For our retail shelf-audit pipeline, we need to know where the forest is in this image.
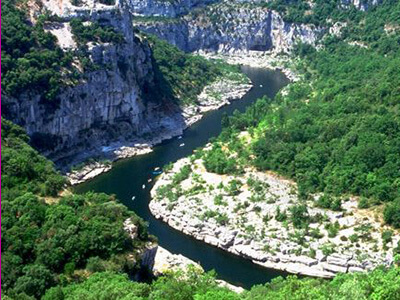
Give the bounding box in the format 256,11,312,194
201,0,400,228
1,120,152,299
1,0,75,101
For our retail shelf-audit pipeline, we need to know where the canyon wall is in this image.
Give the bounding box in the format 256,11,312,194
127,0,219,17
2,0,186,162
133,3,322,54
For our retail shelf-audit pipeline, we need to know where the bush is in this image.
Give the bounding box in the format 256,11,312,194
384,199,400,228
172,165,191,184
86,257,106,273
358,197,370,209
289,204,309,229
203,146,238,175
275,207,287,222
316,194,341,211
382,230,393,245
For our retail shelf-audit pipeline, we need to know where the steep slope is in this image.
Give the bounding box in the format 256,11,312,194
133,1,322,54
1,0,156,160
127,0,219,17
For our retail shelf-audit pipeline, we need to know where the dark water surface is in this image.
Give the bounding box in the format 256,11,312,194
74,66,290,289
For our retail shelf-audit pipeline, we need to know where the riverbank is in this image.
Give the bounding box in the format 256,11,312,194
66,76,252,185
198,50,300,82
149,153,399,278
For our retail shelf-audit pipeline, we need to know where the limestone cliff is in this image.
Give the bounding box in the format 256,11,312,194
133,2,322,54
127,0,219,17
1,0,184,163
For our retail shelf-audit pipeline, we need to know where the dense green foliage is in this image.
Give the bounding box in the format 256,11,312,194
145,34,246,105
1,118,66,199
203,1,400,226
265,0,400,32
203,144,241,175
384,198,400,228
1,0,74,101
254,43,400,202
1,121,151,299
2,192,149,299
42,266,400,300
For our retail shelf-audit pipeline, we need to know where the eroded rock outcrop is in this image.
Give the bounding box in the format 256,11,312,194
133,2,322,54
2,0,252,169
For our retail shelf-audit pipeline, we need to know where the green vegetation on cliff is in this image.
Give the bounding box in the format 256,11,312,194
1,118,66,199
265,0,400,30
145,34,247,105
1,0,75,101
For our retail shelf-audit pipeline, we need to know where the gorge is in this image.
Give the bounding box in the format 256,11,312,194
2,0,400,299
74,66,291,288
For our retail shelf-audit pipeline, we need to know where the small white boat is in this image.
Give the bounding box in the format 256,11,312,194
179,143,185,147
148,178,152,183
259,84,263,87
131,196,136,201
142,184,145,189
178,136,183,139
154,167,160,171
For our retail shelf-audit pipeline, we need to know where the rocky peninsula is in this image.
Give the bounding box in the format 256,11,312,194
150,152,399,278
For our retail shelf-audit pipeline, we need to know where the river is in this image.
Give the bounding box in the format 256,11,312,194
74,66,290,289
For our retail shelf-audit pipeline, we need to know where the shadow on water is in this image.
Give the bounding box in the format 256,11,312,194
74,66,290,289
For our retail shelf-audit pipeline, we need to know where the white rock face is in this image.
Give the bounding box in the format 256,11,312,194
149,153,399,278
124,218,139,240
340,0,383,11
134,2,322,54
63,74,251,184
128,0,218,17
44,22,77,49
152,246,203,276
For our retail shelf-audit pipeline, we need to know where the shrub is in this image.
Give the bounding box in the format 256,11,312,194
384,198,400,228
172,165,191,184
358,197,370,209
289,204,309,229
382,230,393,245
316,194,341,211
275,207,287,222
